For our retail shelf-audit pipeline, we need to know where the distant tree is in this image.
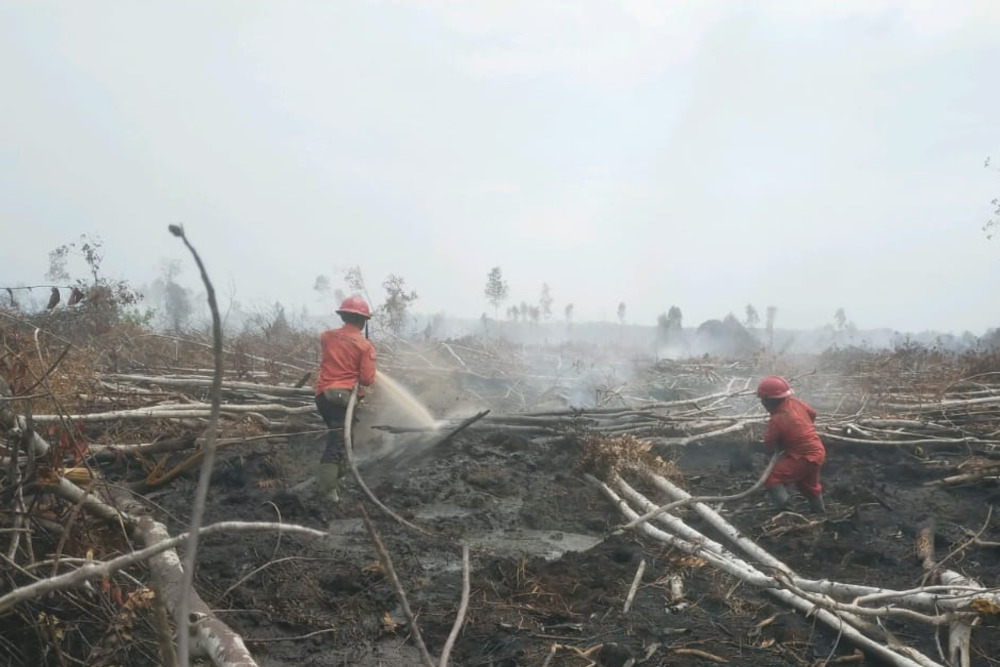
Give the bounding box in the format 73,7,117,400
519,301,529,320
666,305,683,330
333,288,346,304
656,313,674,346
657,306,684,347
539,283,554,320
344,266,366,295
314,274,333,308
340,266,374,316
845,320,858,340
423,312,446,340
381,274,418,336
745,304,760,329
834,307,847,331
765,306,778,350
156,261,192,331
528,305,540,325
617,302,627,325
47,234,108,285
484,266,509,318
264,302,291,341
45,233,142,332
507,305,520,322
564,303,574,323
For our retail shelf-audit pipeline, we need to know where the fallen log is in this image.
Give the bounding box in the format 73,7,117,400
87,431,309,463
29,402,315,422
821,432,999,449
109,374,313,397
855,419,965,435
611,453,778,536
589,475,944,667
88,435,199,460
612,475,986,616
662,421,756,446
926,463,1000,487
430,410,490,447
131,333,310,373
881,394,1000,413
642,470,791,574
940,571,976,667
636,471,990,613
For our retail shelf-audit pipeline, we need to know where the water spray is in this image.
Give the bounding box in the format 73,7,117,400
374,370,438,429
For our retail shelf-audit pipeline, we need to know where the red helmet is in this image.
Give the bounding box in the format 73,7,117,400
336,296,371,319
757,375,792,399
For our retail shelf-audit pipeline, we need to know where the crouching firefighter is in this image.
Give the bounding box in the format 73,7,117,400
314,296,376,502
755,375,827,513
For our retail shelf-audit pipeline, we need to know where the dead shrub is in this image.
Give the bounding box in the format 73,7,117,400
576,433,682,482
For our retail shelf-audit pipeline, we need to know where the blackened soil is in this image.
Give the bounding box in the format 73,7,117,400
146,427,1000,667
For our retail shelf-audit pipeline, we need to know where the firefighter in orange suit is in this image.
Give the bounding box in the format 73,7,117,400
756,375,827,513
314,296,376,501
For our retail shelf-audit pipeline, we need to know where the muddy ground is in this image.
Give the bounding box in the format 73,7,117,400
128,412,1000,667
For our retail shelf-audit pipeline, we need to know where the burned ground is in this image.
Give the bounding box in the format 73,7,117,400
141,425,1000,667
3,329,1000,667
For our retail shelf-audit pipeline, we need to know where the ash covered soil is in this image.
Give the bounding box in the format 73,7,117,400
145,413,1000,667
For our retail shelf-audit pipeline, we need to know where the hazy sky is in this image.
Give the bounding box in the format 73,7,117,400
2,0,998,333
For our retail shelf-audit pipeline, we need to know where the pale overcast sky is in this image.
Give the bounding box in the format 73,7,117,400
1,0,998,333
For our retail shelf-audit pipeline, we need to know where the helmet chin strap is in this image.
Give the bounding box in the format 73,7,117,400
364,321,369,340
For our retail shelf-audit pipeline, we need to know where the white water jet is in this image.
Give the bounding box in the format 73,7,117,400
374,370,438,429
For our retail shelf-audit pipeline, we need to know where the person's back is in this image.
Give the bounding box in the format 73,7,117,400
316,325,376,396
756,376,827,513
312,296,376,502
763,396,826,465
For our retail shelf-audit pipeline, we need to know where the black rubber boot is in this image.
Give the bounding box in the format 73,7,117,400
767,485,790,510
807,493,826,514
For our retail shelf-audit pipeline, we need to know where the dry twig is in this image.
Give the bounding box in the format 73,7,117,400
622,558,646,613
359,505,435,667
169,223,225,667
438,545,471,667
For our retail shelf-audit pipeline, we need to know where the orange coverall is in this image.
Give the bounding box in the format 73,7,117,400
762,396,827,498
316,325,376,396
314,325,376,462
